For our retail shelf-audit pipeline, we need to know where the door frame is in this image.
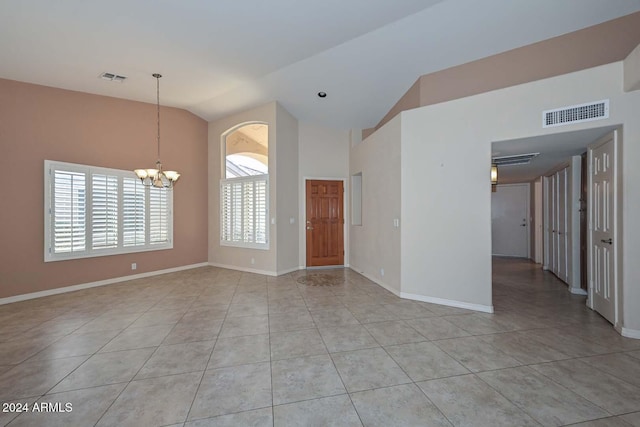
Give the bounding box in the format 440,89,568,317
491,183,530,259
301,176,349,268
587,129,621,329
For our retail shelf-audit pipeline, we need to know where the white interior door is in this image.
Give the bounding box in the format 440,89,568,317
550,174,558,274
492,184,529,257
558,169,568,282
589,131,616,324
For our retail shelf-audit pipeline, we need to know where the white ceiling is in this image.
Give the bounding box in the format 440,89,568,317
1,1,640,129
492,126,618,184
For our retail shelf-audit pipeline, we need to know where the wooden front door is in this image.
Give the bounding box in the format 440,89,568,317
306,180,344,267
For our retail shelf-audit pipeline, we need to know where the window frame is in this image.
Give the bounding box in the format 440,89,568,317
220,174,269,250
44,160,173,262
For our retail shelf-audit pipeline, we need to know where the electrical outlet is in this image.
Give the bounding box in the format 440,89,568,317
380,268,385,276
131,263,137,270
251,258,255,265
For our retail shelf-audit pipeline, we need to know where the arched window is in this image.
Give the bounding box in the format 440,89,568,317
220,123,269,248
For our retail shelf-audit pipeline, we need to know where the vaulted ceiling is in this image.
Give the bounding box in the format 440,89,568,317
1,1,640,130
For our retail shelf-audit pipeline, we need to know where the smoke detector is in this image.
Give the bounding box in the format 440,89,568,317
99,72,127,83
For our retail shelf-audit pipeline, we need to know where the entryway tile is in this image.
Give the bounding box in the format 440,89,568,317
331,347,410,393
271,354,345,405
273,395,361,427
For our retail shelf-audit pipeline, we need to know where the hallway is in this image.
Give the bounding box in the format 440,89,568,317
0,258,639,426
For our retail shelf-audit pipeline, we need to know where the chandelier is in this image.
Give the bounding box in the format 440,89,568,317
134,73,180,188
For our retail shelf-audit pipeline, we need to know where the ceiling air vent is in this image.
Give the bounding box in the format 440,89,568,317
99,72,127,83
542,99,609,128
493,152,540,166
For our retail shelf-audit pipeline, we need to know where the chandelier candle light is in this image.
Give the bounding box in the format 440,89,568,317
134,73,180,188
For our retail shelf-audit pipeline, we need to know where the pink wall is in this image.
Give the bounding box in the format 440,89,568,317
0,78,209,299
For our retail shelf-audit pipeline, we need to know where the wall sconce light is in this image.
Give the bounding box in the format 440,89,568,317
491,163,498,192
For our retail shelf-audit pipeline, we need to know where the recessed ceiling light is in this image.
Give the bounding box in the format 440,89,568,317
317,92,327,98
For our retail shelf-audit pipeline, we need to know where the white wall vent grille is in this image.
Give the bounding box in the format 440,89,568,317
99,72,127,83
542,99,609,128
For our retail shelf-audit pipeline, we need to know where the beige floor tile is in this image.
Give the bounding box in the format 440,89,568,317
363,320,426,346
269,311,315,333
50,348,154,393
310,308,359,328
96,371,202,427
443,314,510,335
479,331,570,364
404,317,471,340
128,308,187,328
582,353,640,388
347,304,399,323
351,384,452,427
30,329,121,360
0,356,87,400
272,354,346,405
186,408,272,427
135,340,214,379
208,334,270,369
189,362,272,419
568,418,637,427
331,347,410,393
274,395,361,427
434,336,522,372
417,374,540,427
381,301,437,319
99,324,174,353
620,411,640,426
0,397,40,426
478,366,610,426
385,341,469,381
219,315,269,338
531,359,640,415
10,383,125,427
270,328,327,360
0,335,62,364
162,318,224,345
318,324,379,353
227,302,269,317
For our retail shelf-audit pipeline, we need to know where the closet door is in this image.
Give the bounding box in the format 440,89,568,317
558,169,568,282
550,173,557,275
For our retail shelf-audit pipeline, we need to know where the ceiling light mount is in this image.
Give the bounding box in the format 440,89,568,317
317,91,327,98
134,73,180,189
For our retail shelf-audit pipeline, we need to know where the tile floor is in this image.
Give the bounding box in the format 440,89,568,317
0,258,639,426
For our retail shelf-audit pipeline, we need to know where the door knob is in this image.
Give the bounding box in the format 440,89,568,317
600,238,613,245
520,224,527,227
306,226,314,230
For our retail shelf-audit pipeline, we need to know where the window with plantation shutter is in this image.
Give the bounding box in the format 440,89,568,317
45,160,172,262
220,175,268,249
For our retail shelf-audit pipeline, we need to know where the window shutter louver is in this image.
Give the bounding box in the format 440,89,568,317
149,186,169,244
52,170,87,254
123,177,146,247
91,174,119,249
220,175,268,248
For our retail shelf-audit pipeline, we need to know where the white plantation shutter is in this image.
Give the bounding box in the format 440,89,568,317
220,175,268,248
52,170,87,254
123,177,146,247
91,174,119,249
45,161,173,261
149,186,169,244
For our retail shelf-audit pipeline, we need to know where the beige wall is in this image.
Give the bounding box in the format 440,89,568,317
350,116,401,294
298,122,350,267
0,78,209,299
275,103,299,273
372,12,640,132
401,62,640,331
208,102,300,275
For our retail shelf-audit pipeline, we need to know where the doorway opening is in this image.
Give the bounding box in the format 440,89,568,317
490,125,621,327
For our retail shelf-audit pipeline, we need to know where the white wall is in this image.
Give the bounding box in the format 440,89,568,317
400,62,640,332
276,104,300,274
298,122,350,267
350,116,402,294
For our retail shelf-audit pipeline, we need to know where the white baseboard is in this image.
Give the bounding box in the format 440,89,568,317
208,262,277,277
569,287,588,296
350,266,400,297
401,292,495,314
0,262,210,306
621,327,640,340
